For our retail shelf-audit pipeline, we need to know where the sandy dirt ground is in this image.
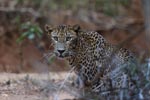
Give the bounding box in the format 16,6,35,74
0,73,76,100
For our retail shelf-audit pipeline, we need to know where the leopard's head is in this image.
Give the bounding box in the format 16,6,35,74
45,24,80,58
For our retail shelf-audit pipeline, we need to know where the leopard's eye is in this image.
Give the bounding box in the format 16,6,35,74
53,36,58,41
66,37,72,41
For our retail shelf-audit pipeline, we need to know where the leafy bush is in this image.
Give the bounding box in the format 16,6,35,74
17,22,43,43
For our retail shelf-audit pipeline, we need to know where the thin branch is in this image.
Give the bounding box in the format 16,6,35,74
54,67,75,100
0,7,40,18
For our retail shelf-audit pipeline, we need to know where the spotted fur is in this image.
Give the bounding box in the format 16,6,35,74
45,24,138,96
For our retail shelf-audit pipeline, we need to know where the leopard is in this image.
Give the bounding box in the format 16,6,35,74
45,24,139,97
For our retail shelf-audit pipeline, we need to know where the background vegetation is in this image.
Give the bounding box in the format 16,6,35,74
0,0,150,100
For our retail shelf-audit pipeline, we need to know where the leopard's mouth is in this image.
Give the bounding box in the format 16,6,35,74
58,54,64,58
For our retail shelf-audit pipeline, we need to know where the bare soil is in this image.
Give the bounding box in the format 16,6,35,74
0,73,75,100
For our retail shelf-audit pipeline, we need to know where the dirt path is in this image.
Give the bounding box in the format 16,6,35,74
0,73,75,100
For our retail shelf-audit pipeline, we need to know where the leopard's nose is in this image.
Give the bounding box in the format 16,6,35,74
58,50,65,54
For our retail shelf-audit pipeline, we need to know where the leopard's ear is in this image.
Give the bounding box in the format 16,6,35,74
45,24,53,34
72,24,81,33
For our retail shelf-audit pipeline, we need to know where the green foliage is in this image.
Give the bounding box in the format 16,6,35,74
119,0,130,6
48,0,58,10
48,55,56,65
16,0,131,17
16,0,42,8
95,0,130,16
13,15,21,24
16,0,24,4
48,0,88,11
16,22,43,43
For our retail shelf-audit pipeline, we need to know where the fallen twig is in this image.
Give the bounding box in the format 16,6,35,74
54,67,75,100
